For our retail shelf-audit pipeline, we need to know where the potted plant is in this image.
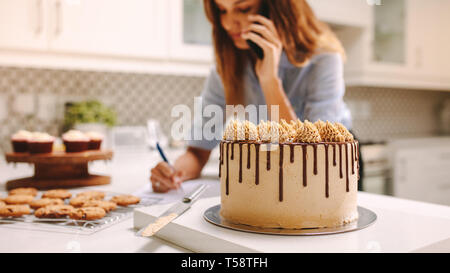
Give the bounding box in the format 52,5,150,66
63,100,117,146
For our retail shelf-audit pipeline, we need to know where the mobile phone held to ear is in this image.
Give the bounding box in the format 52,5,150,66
246,2,269,59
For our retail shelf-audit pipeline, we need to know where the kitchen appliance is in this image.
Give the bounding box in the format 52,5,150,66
389,137,450,206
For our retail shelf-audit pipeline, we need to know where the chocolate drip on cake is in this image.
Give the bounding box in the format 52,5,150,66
290,145,295,163
325,144,329,198
247,143,251,169
266,145,271,171
313,144,318,175
219,142,222,178
279,144,284,202
332,144,336,166
339,144,343,179
351,142,355,175
226,142,230,195
255,144,260,185
302,145,307,187
345,143,349,192
239,143,243,183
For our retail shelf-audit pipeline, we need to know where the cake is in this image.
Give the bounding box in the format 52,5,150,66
85,131,104,150
11,130,32,153
62,130,90,153
219,119,359,229
28,132,55,154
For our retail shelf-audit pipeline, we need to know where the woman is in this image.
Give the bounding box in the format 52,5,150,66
150,0,357,193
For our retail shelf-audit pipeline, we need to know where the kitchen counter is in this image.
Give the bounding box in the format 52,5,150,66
0,148,449,253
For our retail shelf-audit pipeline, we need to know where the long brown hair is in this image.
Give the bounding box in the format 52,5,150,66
203,0,345,106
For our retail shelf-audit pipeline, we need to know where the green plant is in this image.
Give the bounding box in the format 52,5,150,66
64,100,117,130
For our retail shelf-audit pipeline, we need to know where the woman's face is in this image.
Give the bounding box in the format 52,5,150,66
214,0,263,49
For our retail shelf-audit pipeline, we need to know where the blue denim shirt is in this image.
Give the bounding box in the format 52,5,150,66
188,51,352,150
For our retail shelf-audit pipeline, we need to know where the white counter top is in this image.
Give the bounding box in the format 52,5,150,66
0,148,449,253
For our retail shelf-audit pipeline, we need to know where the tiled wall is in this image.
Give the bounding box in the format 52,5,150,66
0,66,449,152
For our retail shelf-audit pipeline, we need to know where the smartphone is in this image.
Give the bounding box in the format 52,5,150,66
246,1,270,59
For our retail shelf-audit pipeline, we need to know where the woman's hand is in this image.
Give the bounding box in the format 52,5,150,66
150,147,211,193
150,162,183,193
242,14,283,84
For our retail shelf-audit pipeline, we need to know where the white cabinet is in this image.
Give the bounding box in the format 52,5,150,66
49,0,169,59
169,0,213,62
0,0,47,51
341,0,450,90
390,137,450,206
308,0,371,28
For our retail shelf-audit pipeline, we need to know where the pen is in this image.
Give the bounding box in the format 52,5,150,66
156,142,183,192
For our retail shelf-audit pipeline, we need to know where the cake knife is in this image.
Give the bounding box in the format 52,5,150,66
136,184,208,237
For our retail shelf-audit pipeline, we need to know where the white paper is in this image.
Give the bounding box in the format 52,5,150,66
133,178,221,205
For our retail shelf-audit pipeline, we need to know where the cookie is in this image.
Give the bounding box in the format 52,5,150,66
5,194,34,205
110,195,140,206
70,207,106,220
9,187,38,197
34,205,74,219
76,191,105,200
30,198,64,210
81,200,117,212
42,189,72,200
0,205,31,218
69,196,93,207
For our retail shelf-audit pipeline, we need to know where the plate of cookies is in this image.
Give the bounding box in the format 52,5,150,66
0,187,162,235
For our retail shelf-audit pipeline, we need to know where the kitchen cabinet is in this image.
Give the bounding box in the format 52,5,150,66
308,0,371,28
341,0,450,90
49,0,169,59
0,0,47,51
169,0,213,62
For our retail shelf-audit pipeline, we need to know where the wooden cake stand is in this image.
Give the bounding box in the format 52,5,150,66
5,150,114,190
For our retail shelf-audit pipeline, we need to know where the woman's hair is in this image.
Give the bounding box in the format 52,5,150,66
203,0,345,106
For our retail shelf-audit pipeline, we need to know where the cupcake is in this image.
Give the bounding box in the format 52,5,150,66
11,130,32,153
28,132,55,154
62,130,90,153
85,131,104,150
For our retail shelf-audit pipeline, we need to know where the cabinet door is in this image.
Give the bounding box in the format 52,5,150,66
0,0,47,50
169,0,213,62
308,0,371,28
408,0,450,78
48,0,169,59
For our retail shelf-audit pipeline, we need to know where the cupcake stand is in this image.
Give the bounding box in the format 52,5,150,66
4,150,114,190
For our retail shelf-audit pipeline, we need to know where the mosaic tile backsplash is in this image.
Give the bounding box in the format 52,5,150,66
0,66,449,152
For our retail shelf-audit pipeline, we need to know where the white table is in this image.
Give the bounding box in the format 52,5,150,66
0,149,449,253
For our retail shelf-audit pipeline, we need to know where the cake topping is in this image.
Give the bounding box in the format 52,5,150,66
319,121,345,142
239,120,259,141
294,120,322,143
334,122,355,141
279,120,296,143
30,132,55,143
223,119,353,143
224,120,239,141
85,131,104,141
314,119,326,132
62,130,90,142
257,121,281,143
11,130,32,141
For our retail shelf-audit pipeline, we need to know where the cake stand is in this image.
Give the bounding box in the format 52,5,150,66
4,150,114,190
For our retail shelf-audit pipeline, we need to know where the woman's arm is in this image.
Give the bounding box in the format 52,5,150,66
260,77,297,122
242,15,297,122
